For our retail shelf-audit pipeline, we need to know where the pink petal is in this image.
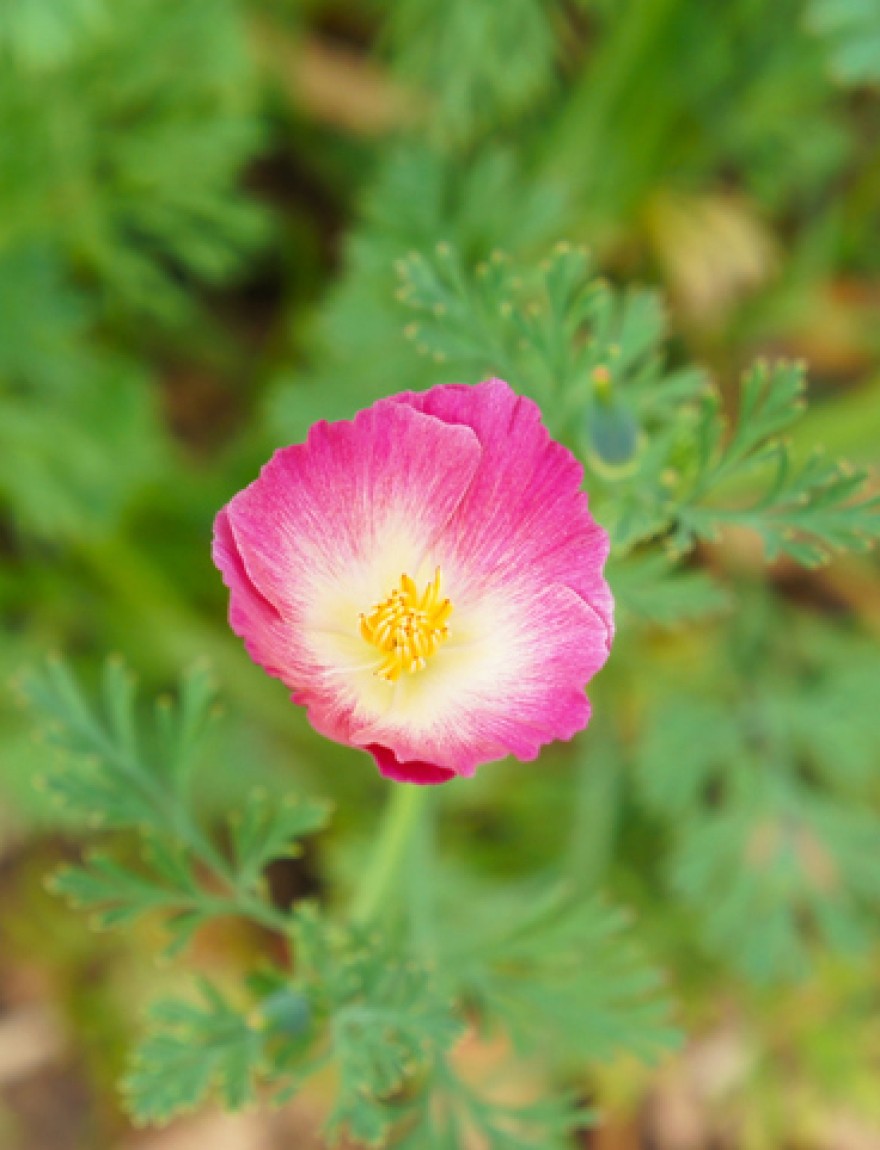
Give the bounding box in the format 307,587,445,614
216,399,482,704
392,379,614,646
366,745,457,785
212,508,300,686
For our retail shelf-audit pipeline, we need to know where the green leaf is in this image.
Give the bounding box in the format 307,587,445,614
636,607,880,981
292,908,463,1146
397,250,878,570
153,661,218,788
671,777,880,981
50,848,200,931
387,0,562,146
0,0,268,321
806,0,880,84
23,656,217,831
0,0,106,68
671,362,880,565
230,790,330,891
448,885,678,1064
27,657,320,948
609,551,731,626
0,251,162,543
124,981,266,1124
268,145,568,446
395,241,697,447
398,1067,591,1150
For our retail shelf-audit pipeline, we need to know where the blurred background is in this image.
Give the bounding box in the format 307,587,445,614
1,0,880,1147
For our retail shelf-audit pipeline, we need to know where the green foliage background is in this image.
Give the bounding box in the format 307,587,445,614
1,0,879,1147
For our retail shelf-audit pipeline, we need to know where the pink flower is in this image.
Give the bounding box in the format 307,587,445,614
213,380,613,785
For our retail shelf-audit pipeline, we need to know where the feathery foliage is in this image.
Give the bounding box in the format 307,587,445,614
446,884,677,1063
25,657,326,952
396,243,880,573
26,660,678,1143
0,0,106,67
806,0,880,83
125,982,269,1124
0,0,266,321
0,250,162,538
636,606,880,981
6,0,880,1143
385,0,562,145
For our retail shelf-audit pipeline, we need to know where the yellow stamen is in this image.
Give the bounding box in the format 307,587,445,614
359,567,453,682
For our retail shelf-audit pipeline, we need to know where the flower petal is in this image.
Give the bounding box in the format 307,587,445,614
212,508,298,685
392,379,614,645
366,745,457,785
218,398,483,700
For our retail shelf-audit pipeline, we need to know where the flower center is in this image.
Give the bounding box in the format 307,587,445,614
359,567,453,683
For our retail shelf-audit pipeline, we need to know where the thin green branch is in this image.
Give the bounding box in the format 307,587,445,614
352,783,430,926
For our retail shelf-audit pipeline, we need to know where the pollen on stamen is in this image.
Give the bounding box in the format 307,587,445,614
359,567,453,683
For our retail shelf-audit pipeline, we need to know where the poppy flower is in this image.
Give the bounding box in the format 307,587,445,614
213,379,613,784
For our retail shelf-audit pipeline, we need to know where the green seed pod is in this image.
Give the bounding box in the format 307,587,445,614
585,391,642,476
257,987,311,1036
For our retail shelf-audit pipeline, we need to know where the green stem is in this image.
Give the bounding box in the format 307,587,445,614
407,789,436,956
567,722,621,888
352,784,429,926
217,894,294,935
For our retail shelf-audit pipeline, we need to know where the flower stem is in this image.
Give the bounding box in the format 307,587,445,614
406,786,436,956
567,720,621,888
352,783,429,926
